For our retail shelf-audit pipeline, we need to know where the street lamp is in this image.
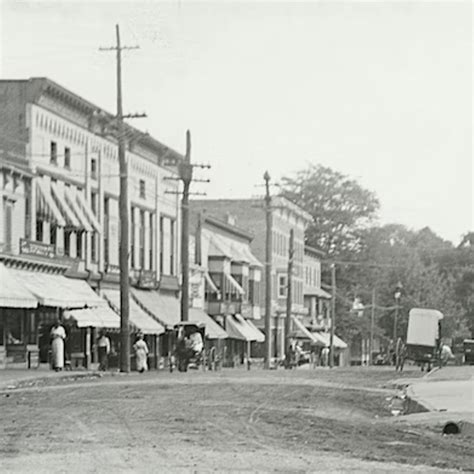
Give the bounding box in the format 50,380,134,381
393,282,403,342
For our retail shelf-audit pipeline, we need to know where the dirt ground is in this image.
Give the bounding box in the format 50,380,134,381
0,367,472,473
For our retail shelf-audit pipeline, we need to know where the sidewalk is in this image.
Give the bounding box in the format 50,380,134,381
0,366,99,390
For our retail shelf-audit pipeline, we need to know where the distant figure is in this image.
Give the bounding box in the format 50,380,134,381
97,331,111,371
189,330,204,353
133,333,149,373
395,337,407,372
50,321,66,372
440,344,454,367
321,346,330,367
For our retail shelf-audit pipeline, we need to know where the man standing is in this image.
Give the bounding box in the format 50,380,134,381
97,331,111,371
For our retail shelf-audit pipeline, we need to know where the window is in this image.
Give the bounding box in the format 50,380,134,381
24,183,31,240
148,213,154,270
139,179,146,199
139,210,145,268
104,197,109,266
159,216,164,274
64,147,71,169
278,274,287,298
91,158,97,179
91,232,97,262
249,280,260,306
35,219,43,242
90,191,98,216
50,224,57,247
3,200,13,251
76,231,83,259
50,141,57,165
170,219,175,275
64,230,72,257
131,207,136,268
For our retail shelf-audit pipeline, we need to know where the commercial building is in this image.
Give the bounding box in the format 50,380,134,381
0,77,185,369
190,197,312,361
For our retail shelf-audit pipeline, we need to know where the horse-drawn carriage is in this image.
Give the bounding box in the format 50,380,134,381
169,322,205,372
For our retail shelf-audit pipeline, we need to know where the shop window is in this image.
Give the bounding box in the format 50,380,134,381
139,210,145,268
64,147,71,169
64,229,72,257
50,141,57,165
6,312,23,345
90,191,98,216
35,218,43,242
91,232,98,262
91,158,97,179
50,224,57,246
76,231,83,259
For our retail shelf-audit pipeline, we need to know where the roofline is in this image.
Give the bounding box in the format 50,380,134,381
2,78,184,164
304,245,326,258
203,215,254,241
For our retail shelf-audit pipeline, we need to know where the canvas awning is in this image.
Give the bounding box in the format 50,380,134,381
238,315,265,342
0,263,37,308
36,179,66,226
9,269,105,308
64,186,93,232
131,289,180,329
102,289,164,335
312,331,347,349
189,308,228,339
225,314,264,342
63,305,121,329
75,190,102,232
304,287,332,299
204,271,220,294
50,181,81,228
224,273,245,295
291,316,320,344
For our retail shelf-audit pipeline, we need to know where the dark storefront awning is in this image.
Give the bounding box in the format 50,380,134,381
0,263,37,308
132,289,180,329
102,289,164,335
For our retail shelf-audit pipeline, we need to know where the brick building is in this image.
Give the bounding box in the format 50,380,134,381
190,197,312,360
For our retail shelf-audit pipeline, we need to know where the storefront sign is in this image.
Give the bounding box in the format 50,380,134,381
20,238,55,259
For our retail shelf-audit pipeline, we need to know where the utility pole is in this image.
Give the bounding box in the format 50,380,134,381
99,25,140,373
180,131,192,322
165,131,209,322
329,263,336,368
370,288,376,365
284,228,294,368
263,171,272,370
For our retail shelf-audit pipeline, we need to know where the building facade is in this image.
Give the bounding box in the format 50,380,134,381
0,78,184,368
190,197,312,360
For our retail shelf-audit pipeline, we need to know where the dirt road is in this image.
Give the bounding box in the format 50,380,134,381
0,368,471,473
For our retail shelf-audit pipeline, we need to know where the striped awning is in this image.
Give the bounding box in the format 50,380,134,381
36,180,66,226
64,305,120,329
225,314,264,342
76,191,101,232
103,289,164,335
224,273,244,295
0,263,37,308
64,186,93,232
50,181,81,228
189,308,228,339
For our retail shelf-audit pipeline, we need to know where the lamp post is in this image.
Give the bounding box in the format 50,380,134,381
393,282,403,342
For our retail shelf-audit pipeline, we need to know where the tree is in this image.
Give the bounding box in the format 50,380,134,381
280,164,380,255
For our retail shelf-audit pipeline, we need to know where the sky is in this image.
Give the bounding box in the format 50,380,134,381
0,0,472,244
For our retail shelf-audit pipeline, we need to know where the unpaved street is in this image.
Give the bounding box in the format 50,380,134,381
0,368,472,473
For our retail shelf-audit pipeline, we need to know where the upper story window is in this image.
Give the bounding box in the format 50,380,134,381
278,274,287,298
90,191,98,216
64,147,71,169
139,179,146,199
50,141,58,165
91,158,97,180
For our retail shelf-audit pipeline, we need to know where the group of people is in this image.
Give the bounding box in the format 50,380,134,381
48,320,150,373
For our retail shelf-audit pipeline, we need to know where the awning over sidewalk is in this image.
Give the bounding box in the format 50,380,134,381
131,289,180,329
63,305,120,329
240,316,265,342
102,289,164,335
36,179,66,226
304,287,332,299
189,308,228,339
9,269,105,308
291,316,320,344
312,331,348,349
0,263,37,308
225,314,265,342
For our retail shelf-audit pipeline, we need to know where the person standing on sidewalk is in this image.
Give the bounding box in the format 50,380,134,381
50,321,66,372
97,331,111,371
133,333,149,373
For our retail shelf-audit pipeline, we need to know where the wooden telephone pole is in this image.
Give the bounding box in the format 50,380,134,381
329,263,336,368
263,171,272,369
284,229,295,367
99,25,141,373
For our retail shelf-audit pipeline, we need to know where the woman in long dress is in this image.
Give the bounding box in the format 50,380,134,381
50,321,66,371
133,333,149,373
